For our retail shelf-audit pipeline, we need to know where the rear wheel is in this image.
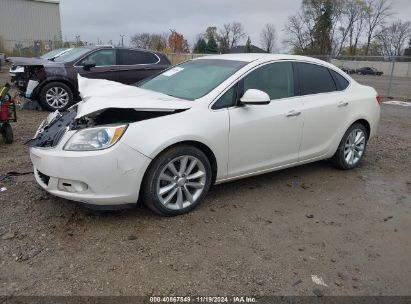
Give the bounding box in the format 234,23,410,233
39,82,73,111
332,123,368,170
142,145,212,216
1,123,13,144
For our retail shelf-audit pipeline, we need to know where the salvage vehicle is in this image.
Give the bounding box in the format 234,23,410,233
27,54,381,216
356,67,383,76
11,46,171,112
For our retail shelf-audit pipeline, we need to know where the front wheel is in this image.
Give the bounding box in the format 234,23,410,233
332,123,368,170
142,145,212,216
39,82,74,111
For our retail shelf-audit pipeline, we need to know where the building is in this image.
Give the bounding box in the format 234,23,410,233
0,0,62,54
230,45,267,54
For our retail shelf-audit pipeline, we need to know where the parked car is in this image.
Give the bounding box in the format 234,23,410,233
356,67,383,76
8,48,72,66
339,66,356,74
27,54,381,216
11,46,171,111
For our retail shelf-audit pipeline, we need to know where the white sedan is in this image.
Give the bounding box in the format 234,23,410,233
28,54,381,216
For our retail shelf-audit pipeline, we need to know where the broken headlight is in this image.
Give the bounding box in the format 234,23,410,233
64,124,127,151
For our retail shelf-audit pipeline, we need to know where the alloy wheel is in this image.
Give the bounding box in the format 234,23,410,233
45,86,69,109
344,129,366,166
156,155,207,210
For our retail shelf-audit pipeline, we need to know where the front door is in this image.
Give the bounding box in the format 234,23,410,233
228,62,303,178
74,48,119,82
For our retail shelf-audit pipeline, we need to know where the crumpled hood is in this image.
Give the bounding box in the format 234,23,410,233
9,57,48,66
75,75,193,118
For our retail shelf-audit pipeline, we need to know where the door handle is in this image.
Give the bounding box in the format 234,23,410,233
338,101,349,107
286,110,301,117
144,67,152,70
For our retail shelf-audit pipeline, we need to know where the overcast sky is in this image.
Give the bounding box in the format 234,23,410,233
60,0,411,51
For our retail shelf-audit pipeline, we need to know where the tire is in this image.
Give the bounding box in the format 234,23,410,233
332,123,368,170
1,123,13,144
39,82,73,111
142,145,212,216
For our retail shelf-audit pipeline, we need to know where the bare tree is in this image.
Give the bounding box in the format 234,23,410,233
217,24,231,53
335,0,364,55
348,1,367,55
283,13,312,53
130,33,151,49
148,33,168,52
375,19,411,56
364,0,393,55
230,22,246,48
260,23,277,53
217,22,246,53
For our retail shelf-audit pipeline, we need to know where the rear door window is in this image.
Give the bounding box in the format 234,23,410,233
297,62,337,95
119,50,158,65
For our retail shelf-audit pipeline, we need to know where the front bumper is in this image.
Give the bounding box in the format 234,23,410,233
30,141,152,206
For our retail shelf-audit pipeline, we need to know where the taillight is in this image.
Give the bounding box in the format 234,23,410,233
376,96,382,105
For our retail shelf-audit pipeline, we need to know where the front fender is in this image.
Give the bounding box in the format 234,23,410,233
121,108,229,180
33,76,78,99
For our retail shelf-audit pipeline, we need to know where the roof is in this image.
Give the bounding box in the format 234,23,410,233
30,0,60,4
230,45,267,54
196,53,331,65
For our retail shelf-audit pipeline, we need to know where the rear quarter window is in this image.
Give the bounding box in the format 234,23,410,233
297,62,337,95
331,70,350,90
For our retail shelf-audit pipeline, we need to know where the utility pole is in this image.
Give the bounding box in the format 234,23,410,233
120,35,125,47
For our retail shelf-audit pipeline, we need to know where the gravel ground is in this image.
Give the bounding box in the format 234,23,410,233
0,70,410,297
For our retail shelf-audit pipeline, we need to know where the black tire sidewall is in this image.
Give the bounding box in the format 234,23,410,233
39,82,73,111
1,123,13,144
142,145,212,216
335,123,368,170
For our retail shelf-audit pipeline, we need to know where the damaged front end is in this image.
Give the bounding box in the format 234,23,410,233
10,64,44,98
26,106,187,149
26,75,194,149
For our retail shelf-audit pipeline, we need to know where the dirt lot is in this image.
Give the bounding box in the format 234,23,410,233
0,70,410,297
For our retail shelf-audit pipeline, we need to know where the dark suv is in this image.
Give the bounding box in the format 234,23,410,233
10,46,171,111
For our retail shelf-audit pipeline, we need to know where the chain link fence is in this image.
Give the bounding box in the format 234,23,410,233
311,55,411,100
168,53,411,100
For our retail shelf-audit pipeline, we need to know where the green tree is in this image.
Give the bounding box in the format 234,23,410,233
245,36,252,53
193,38,207,53
310,0,333,55
206,36,218,53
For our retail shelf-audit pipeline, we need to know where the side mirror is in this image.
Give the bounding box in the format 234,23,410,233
240,89,271,105
83,60,96,71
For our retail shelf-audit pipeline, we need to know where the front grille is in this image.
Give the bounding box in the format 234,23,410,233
37,170,50,186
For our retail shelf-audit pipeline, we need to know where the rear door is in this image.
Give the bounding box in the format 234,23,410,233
74,49,119,82
295,62,351,160
117,49,165,84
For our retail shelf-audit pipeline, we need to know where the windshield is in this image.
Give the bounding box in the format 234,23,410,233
40,48,67,60
139,59,247,100
54,48,91,63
